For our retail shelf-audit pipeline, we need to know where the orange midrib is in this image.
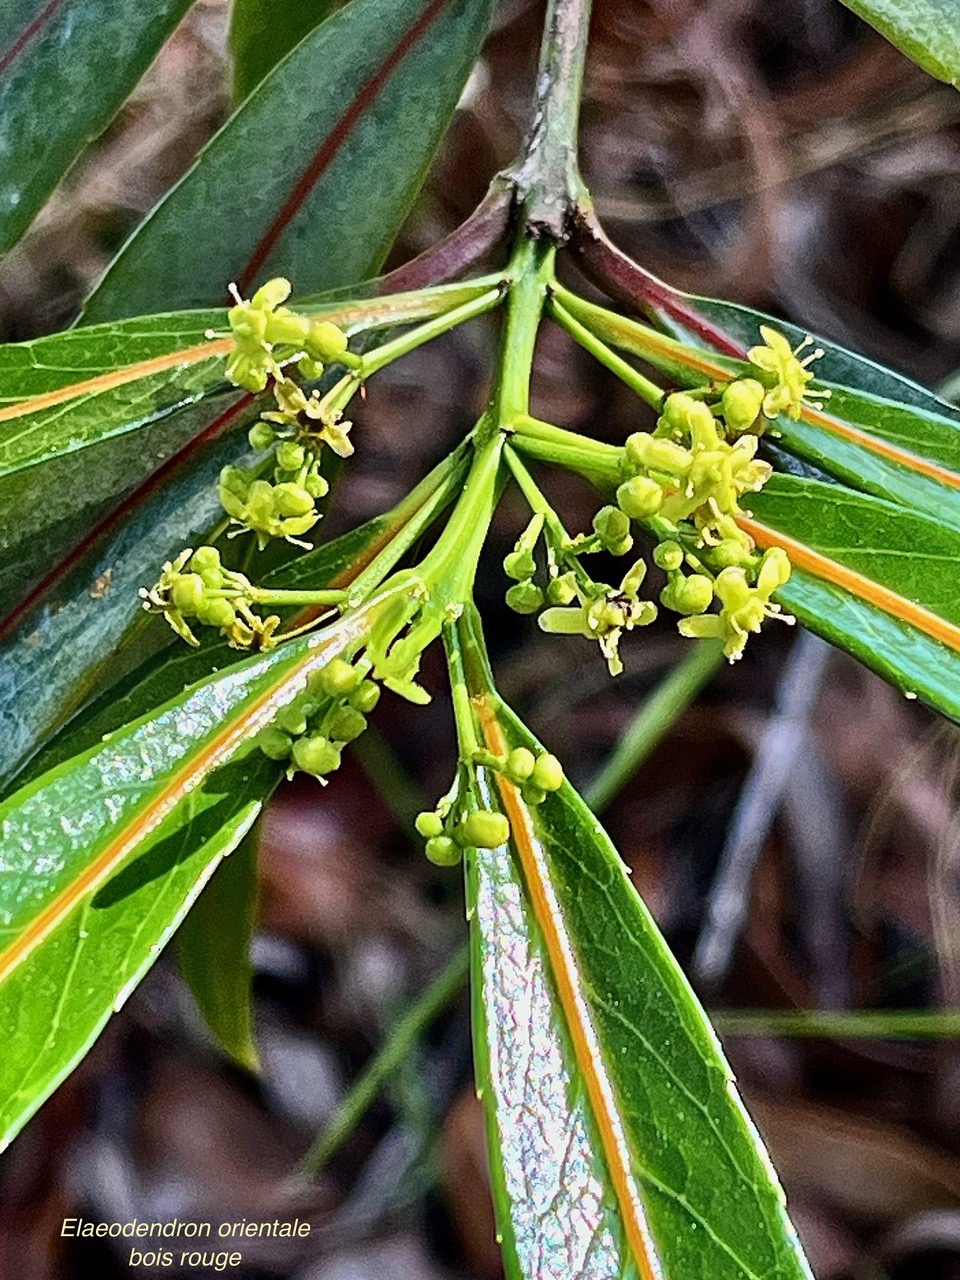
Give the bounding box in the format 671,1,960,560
0,339,232,424
738,515,960,654
475,698,661,1280
0,645,316,985
0,292,474,428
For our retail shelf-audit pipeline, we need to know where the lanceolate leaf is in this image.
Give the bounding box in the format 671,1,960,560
82,0,495,322
0,0,193,256
0,393,244,620
836,0,960,88
456,614,812,1279
0,586,403,1150
0,282,488,481
745,475,960,722
230,0,345,102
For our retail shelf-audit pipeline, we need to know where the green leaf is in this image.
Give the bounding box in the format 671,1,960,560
82,0,494,322
229,0,345,102
747,475,960,722
0,281,486,781
456,615,812,1280
0,589,401,1149
0,0,194,256
178,823,260,1072
836,0,960,87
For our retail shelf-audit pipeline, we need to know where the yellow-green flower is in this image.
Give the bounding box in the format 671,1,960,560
747,325,828,421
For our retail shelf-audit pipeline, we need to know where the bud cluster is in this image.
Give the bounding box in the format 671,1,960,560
223,277,350,394
255,656,381,780
139,545,280,649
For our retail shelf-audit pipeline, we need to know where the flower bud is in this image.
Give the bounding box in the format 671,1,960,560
658,392,701,435
349,680,381,713
721,378,765,433
661,573,713,616
328,705,367,743
273,482,315,517
276,703,309,737
506,747,536,782
531,753,564,792
307,320,349,362
616,475,663,519
653,540,684,572
593,505,630,546
292,735,341,777
425,836,461,866
546,572,578,606
505,581,544,615
457,810,510,849
319,657,363,697
276,441,306,471
248,422,276,451
256,727,293,761
171,573,205,615
305,471,330,498
198,597,237,630
503,548,536,581
415,811,445,839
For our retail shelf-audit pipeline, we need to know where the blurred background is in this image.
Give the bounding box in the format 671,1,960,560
4,1,960,1277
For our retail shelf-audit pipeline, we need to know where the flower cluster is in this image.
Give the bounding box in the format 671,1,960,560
255,656,381,781
139,546,280,649
223,277,350,393
216,279,358,547
502,504,654,675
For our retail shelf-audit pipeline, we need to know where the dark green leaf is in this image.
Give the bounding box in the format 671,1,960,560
83,0,494,322
178,823,260,1072
0,410,256,788
229,0,345,102
0,0,194,255
837,0,960,87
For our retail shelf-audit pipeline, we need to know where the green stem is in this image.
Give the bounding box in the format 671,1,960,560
514,0,593,235
359,286,505,378
553,282,737,386
343,445,473,605
420,430,505,604
511,414,622,485
585,641,724,813
247,587,348,607
296,946,470,1177
548,297,665,409
488,238,554,433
